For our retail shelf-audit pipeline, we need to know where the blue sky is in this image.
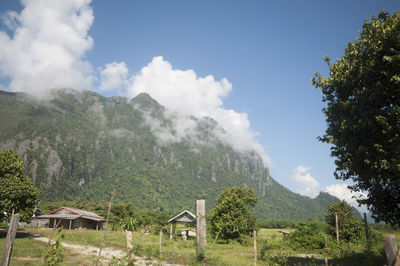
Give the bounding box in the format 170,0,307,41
0,0,399,209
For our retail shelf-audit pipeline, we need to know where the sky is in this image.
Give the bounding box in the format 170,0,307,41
0,0,399,212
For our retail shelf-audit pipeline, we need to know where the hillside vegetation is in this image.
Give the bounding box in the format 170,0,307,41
0,89,343,220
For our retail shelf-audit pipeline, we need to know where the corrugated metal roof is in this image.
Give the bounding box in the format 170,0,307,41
37,214,79,219
40,207,105,222
168,210,196,223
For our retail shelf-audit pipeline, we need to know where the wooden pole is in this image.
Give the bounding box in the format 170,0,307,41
363,213,370,251
126,230,133,249
335,212,340,253
196,199,206,260
253,230,257,266
1,212,19,266
96,186,116,266
384,235,399,266
125,230,133,259
159,230,163,257
69,220,72,230
169,223,173,240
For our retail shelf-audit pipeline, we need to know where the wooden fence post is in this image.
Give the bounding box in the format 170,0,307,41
159,230,163,257
126,230,133,249
96,186,116,266
196,199,206,261
384,235,399,266
363,213,370,251
1,212,20,266
335,212,340,254
254,230,257,266
125,230,133,259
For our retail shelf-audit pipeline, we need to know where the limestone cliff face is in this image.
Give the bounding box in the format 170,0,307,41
0,90,338,220
0,90,271,213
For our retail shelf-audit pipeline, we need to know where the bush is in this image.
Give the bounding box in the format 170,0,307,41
257,219,297,229
210,187,258,242
258,239,288,265
43,227,65,265
288,219,326,251
325,201,363,242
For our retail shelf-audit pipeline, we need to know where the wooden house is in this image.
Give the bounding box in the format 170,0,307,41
168,210,196,240
38,207,105,230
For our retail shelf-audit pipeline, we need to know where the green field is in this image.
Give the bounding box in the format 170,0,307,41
0,229,98,265
1,226,399,265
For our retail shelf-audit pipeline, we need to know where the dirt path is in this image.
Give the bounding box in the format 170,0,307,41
33,235,178,265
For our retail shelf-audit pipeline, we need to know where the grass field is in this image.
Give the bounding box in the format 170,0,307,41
0,229,99,265
1,226,399,265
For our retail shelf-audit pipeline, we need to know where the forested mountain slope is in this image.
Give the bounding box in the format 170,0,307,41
0,89,342,220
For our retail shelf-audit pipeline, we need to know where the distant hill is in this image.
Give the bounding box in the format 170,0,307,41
0,89,344,220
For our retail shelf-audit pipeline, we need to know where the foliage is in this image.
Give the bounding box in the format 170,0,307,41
325,201,363,242
258,239,289,265
257,219,297,229
43,227,65,265
109,255,136,266
133,209,169,228
210,187,258,242
0,149,39,222
24,226,400,266
111,202,134,221
312,11,400,225
121,217,137,231
0,89,343,221
117,208,170,233
288,219,327,251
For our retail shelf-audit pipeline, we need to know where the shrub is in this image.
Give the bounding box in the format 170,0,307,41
43,227,65,265
258,239,288,265
288,219,326,251
325,201,363,242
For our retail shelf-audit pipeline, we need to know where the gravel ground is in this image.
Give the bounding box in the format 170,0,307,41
33,234,180,265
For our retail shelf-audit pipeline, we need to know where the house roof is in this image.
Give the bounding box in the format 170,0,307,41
168,210,196,223
38,207,105,222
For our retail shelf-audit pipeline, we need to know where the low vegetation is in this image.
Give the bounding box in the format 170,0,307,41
2,222,399,265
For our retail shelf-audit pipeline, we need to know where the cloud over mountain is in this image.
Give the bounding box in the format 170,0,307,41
291,165,320,198
325,183,368,212
0,0,94,99
0,0,272,168
126,57,273,167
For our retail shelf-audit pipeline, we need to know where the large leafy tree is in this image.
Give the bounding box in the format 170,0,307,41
210,187,258,242
325,201,363,242
0,149,39,222
312,11,400,225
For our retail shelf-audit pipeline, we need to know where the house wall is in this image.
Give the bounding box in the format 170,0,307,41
49,218,103,229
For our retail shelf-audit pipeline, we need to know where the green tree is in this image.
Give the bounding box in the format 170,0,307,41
210,187,258,242
0,149,39,222
312,11,400,225
288,219,326,251
325,201,363,242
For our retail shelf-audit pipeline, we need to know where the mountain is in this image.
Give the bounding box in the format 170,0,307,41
0,89,341,220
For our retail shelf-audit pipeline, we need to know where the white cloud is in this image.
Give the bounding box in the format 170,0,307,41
139,109,201,145
325,183,368,213
0,0,94,99
0,2,273,168
99,61,129,93
126,56,273,167
291,165,321,198
127,56,232,117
